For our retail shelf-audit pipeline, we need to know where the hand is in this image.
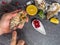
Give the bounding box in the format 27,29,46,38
0,10,29,35
10,31,25,45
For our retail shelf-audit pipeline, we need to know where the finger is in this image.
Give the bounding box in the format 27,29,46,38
18,23,24,29
10,10,20,14
9,9,21,18
17,40,25,45
6,13,17,20
13,27,17,30
26,17,29,23
10,31,17,45
2,9,21,20
6,9,21,20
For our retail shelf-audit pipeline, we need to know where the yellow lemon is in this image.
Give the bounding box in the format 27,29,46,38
26,5,38,16
50,18,59,24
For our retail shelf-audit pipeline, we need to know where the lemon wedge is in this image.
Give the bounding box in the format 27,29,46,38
50,18,59,24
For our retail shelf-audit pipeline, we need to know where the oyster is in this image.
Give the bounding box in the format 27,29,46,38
47,3,60,19
35,0,46,10
10,10,27,30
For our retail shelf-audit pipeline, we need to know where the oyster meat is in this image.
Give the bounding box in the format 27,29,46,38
10,10,27,30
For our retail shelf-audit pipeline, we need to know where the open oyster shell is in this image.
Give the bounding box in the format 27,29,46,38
35,0,46,10
10,10,27,30
47,3,60,19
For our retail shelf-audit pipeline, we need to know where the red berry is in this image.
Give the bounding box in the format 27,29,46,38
15,2,19,5
2,1,6,4
33,20,40,28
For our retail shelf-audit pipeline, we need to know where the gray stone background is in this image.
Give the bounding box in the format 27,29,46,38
0,0,60,45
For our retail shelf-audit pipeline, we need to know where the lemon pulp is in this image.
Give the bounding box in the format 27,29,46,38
26,5,38,16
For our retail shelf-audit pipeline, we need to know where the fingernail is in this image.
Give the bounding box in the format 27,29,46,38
13,31,16,35
12,31,17,38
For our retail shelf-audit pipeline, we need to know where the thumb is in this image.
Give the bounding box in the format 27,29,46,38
6,10,20,20
6,13,17,20
10,31,17,45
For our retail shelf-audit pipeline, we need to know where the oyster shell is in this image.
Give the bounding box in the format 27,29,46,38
10,10,27,30
35,0,46,10
47,3,60,19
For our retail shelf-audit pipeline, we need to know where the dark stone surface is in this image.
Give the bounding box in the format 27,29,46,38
0,0,60,45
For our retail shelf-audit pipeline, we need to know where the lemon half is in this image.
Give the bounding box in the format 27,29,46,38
26,5,38,16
